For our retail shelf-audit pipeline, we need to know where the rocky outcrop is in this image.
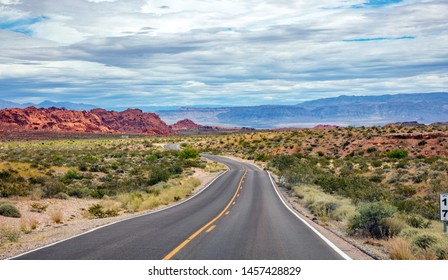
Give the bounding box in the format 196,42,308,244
0,107,173,135
169,119,203,131
0,106,112,133
91,108,172,135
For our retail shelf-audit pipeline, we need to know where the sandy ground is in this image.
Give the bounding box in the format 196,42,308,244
0,169,220,260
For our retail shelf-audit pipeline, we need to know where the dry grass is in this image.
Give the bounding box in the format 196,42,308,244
19,217,39,234
49,208,63,224
0,226,21,244
117,176,201,213
294,184,356,222
386,237,415,260
0,162,44,178
204,161,227,173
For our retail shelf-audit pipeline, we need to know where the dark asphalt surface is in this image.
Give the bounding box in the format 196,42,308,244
15,155,344,260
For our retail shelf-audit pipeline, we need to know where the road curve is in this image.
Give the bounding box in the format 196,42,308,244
14,155,345,260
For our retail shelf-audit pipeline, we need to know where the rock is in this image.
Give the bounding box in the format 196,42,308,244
0,106,173,135
169,119,203,131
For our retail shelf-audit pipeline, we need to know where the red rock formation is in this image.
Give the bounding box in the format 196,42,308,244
169,119,203,131
91,108,172,135
0,106,112,133
0,107,173,135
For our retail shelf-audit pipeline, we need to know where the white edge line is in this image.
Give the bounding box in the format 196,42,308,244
267,171,352,260
8,167,230,260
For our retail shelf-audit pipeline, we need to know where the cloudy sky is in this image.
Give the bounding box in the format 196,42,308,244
0,0,447,108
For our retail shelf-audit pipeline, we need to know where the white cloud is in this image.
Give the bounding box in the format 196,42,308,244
0,0,447,107
0,0,21,4
182,81,206,88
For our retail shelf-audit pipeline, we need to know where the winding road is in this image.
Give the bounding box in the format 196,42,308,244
14,155,347,260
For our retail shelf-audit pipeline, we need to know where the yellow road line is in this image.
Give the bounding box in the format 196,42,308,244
162,169,247,260
206,225,216,233
225,211,230,215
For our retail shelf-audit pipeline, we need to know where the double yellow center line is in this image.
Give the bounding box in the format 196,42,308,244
162,168,247,260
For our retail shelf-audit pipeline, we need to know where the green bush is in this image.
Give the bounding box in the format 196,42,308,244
148,169,170,185
348,202,396,239
179,148,199,159
406,215,431,229
61,169,83,184
412,233,438,250
387,149,409,159
87,204,118,218
434,242,448,260
0,202,21,218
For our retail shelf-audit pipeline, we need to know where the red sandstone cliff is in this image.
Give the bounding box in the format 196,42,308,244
0,107,173,135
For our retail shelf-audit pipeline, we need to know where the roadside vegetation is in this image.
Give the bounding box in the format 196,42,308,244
185,124,448,259
0,137,218,250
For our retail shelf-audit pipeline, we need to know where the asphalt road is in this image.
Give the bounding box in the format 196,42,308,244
14,155,346,260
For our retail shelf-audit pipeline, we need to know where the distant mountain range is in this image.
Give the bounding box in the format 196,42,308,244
157,92,448,128
1,92,447,128
0,100,97,111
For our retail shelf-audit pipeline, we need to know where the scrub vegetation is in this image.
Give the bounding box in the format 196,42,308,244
0,137,211,249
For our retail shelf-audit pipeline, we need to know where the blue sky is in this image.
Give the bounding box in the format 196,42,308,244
0,0,447,108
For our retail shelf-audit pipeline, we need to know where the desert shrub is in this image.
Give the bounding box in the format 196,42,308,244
179,148,199,159
371,159,383,167
381,217,407,238
412,233,438,250
148,169,170,185
406,215,431,229
348,202,396,239
68,187,91,198
387,149,409,159
315,174,385,203
146,155,158,162
369,174,384,183
294,185,356,221
434,241,448,260
49,208,63,224
0,202,21,218
42,179,66,198
255,153,271,161
28,177,46,185
20,217,39,234
399,228,420,239
386,237,414,260
54,192,70,200
61,169,83,184
0,226,21,243
418,140,427,146
30,202,48,213
87,204,118,218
